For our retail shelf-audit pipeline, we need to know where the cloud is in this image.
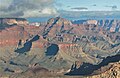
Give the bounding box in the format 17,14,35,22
71,7,88,11
0,0,58,18
111,6,117,9
92,4,97,6
105,5,118,10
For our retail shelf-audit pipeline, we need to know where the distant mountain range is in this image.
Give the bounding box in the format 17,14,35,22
72,19,120,32
26,11,120,22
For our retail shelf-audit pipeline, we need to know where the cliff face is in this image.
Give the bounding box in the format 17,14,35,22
0,26,29,46
0,25,46,48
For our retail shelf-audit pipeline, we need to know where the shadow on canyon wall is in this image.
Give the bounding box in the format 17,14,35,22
14,35,40,54
45,44,59,56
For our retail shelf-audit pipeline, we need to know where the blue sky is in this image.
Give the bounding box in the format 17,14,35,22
55,0,120,11
0,0,120,19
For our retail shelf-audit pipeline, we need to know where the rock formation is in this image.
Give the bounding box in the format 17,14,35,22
0,18,28,25
88,62,120,78
0,17,120,78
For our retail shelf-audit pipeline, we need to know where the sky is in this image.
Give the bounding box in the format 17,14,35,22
0,0,120,20
55,0,120,11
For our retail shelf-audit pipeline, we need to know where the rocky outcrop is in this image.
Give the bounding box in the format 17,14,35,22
42,17,75,39
47,17,72,26
86,20,98,25
88,62,120,78
0,18,28,25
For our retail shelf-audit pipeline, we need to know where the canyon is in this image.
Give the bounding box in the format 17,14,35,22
0,17,120,78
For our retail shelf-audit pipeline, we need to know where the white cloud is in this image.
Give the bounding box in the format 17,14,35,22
22,8,58,17
41,8,57,15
